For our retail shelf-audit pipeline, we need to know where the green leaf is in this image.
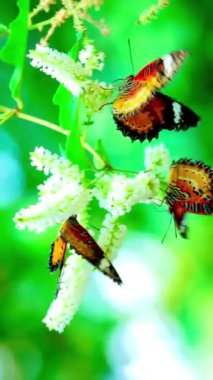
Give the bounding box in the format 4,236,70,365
53,87,86,168
53,33,88,169
0,0,30,109
69,32,84,61
93,140,111,170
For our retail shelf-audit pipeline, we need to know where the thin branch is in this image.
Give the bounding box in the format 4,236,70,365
0,105,69,136
0,108,17,125
28,17,55,31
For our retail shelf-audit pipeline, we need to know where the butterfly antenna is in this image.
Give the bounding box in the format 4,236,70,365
99,101,114,111
161,216,173,244
128,38,135,75
154,206,168,213
112,78,125,84
90,224,100,232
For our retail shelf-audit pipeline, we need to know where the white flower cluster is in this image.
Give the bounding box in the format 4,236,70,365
43,252,91,333
94,171,160,217
28,43,105,96
145,143,169,173
98,214,127,261
28,44,85,95
30,146,80,177
14,147,91,232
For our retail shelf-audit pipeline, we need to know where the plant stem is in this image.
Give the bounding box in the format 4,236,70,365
0,105,69,136
112,167,139,174
28,17,55,31
0,109,17,125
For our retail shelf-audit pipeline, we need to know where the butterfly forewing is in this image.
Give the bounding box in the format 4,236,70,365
57,216,122,284
112,50,188,117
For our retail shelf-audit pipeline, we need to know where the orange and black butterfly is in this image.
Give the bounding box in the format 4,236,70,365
165,159,213,238
49,216,122,284
112,51,200,142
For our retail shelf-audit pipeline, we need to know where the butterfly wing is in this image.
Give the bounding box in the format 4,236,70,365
168,159,213,201
182,198,213,215
166,159,213,237
60,216,122,284
114,93,199,142
112,50,188,117
49,236,67,272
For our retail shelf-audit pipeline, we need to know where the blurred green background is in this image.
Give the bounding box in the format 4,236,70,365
0,0,213,379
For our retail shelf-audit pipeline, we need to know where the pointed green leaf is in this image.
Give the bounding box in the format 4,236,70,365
53,86,86,168
93,140,111,170
0,0,30,108
53,33,87,168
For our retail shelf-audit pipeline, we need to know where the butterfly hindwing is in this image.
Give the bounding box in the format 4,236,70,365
165,159,213,237
168,158,213,202
114,93,199,143
49,236,67,272
182,198,213,215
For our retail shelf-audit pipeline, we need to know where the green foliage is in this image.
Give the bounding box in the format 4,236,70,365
0,0,30,108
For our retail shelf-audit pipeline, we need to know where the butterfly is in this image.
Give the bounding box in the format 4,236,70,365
165,158,213,238
49,215,122,284
112,51,200,142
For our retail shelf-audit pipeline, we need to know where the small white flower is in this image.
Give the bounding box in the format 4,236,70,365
78,44,105,75
134,172,160,201
94,171,160,217
98,214,127,260
145,144,169,173
43,253,91,333
79,45,94,64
